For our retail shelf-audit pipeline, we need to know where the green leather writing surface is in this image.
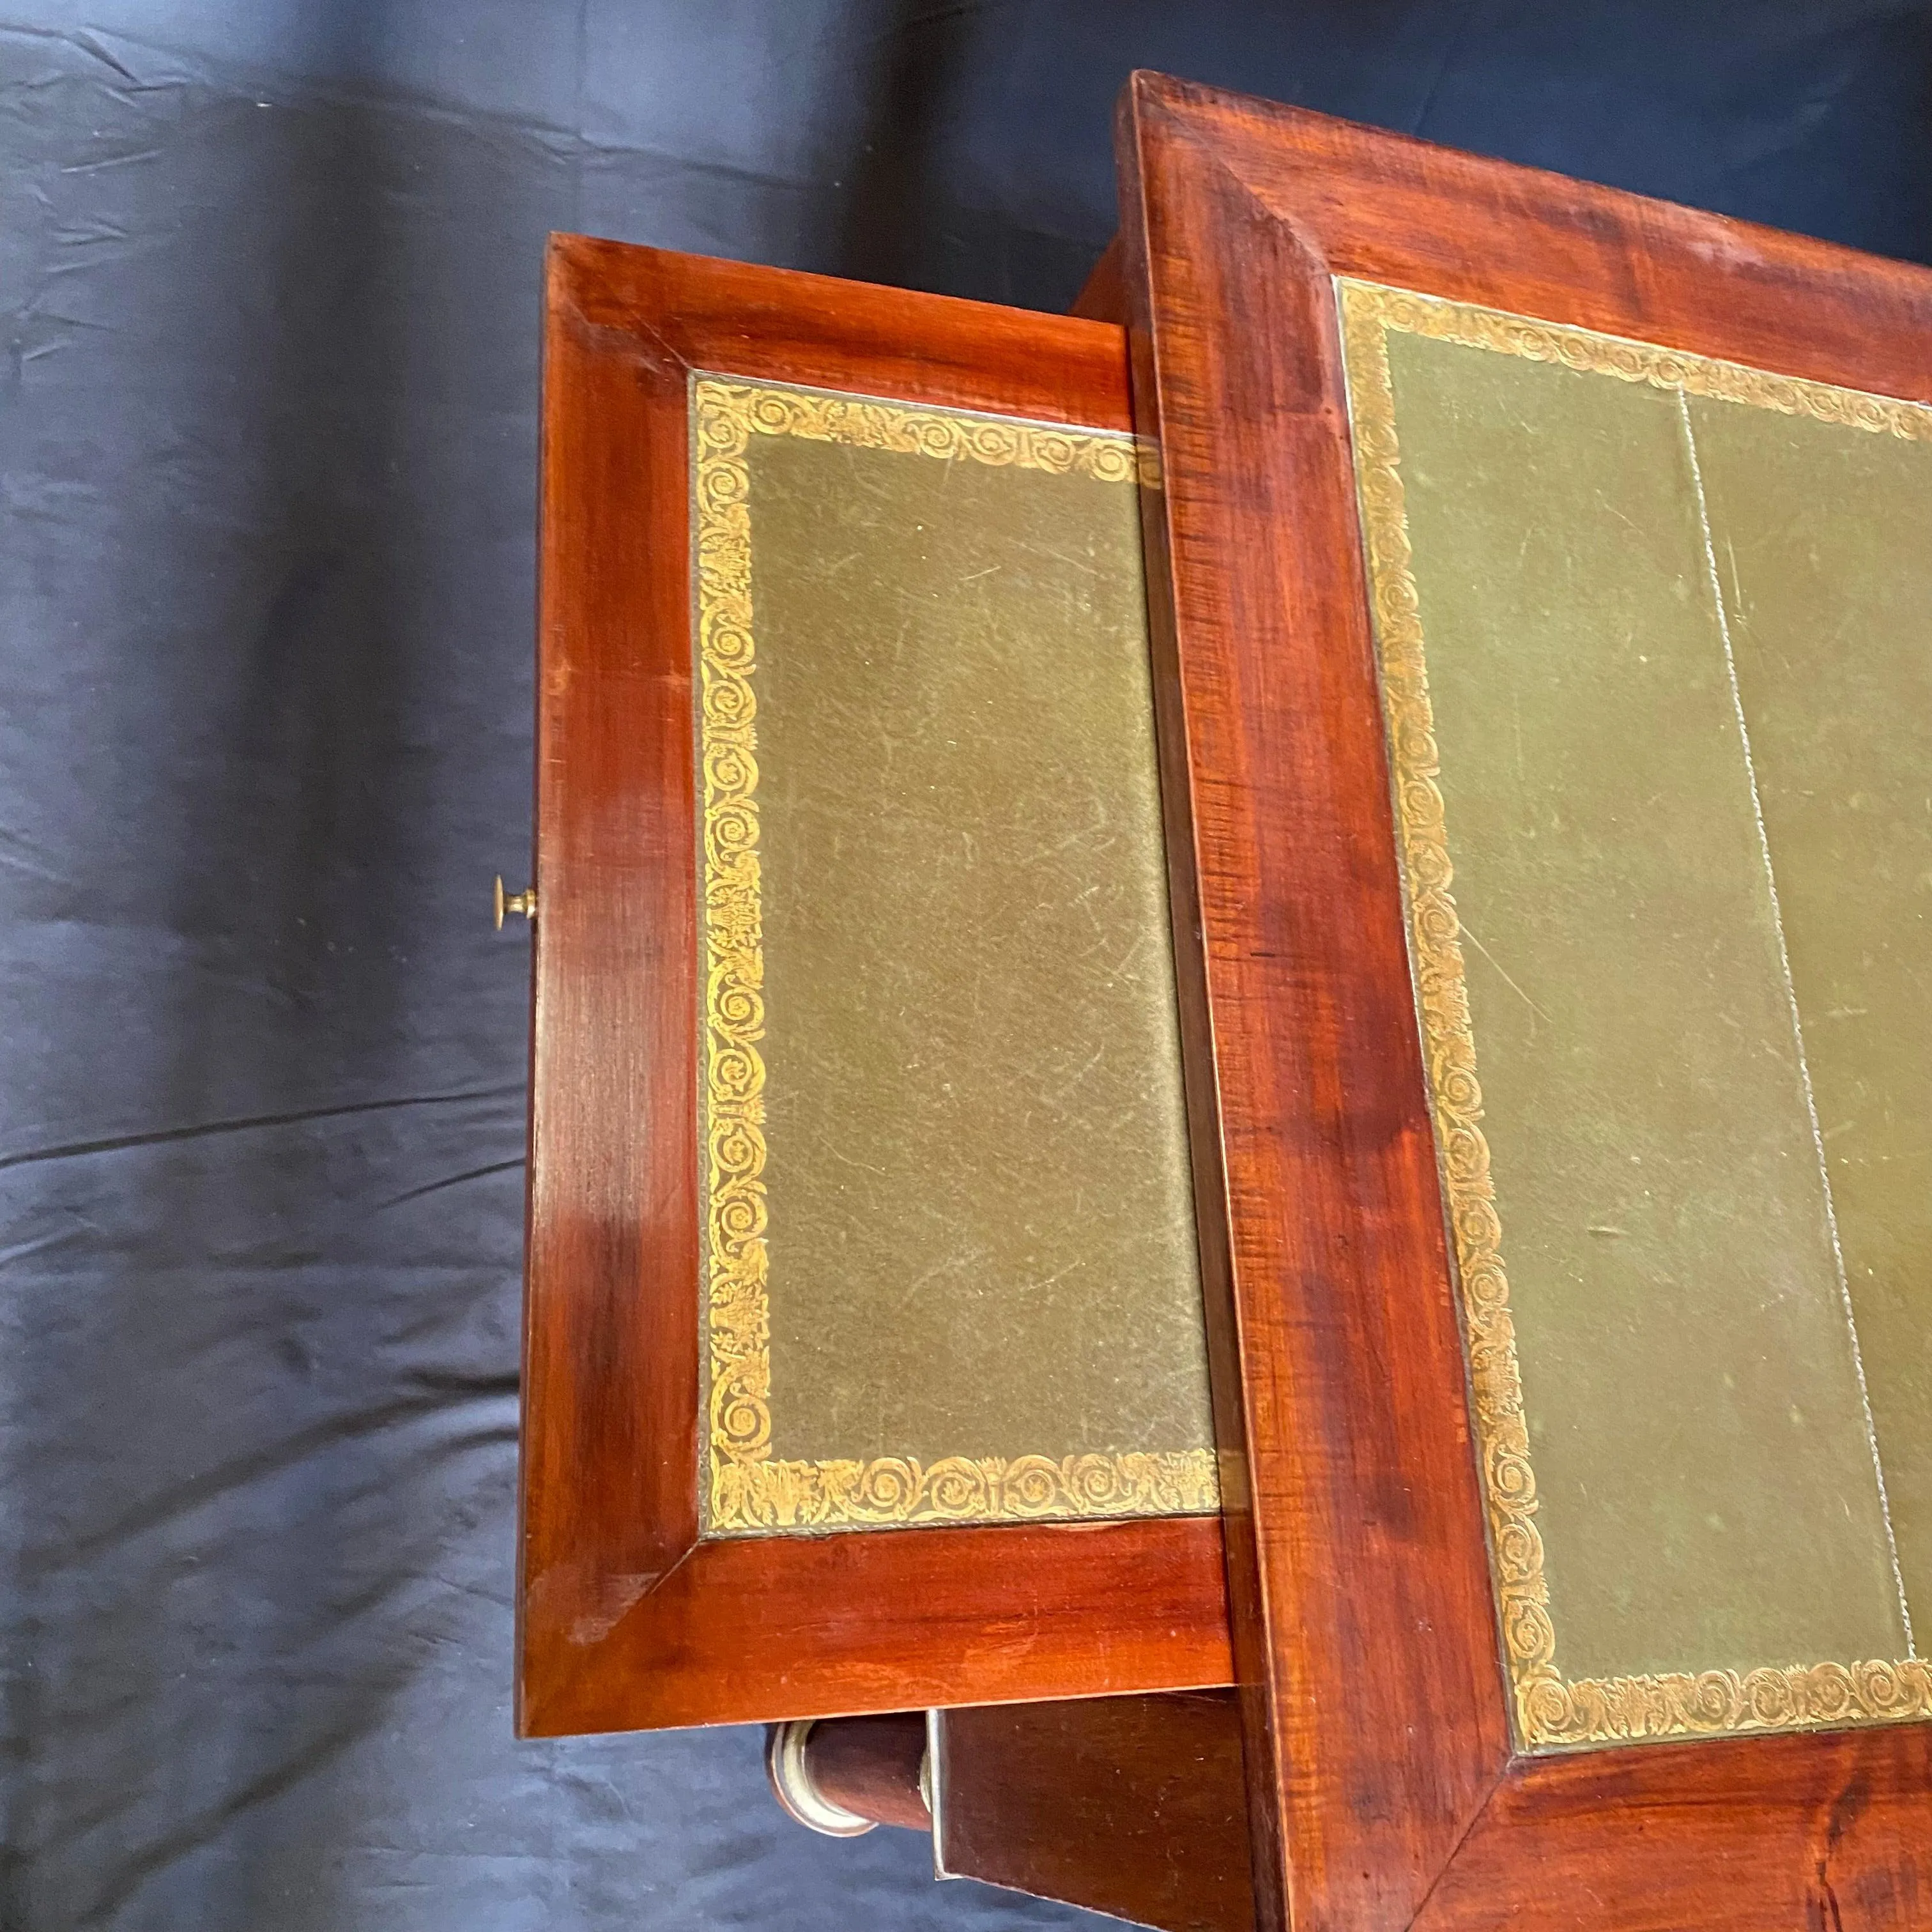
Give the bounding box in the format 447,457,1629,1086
691,378,1214,1537
1342,280,1931,1748
1691,398,1932,1626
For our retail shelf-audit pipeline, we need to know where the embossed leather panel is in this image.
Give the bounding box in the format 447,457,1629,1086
692,378,1215,1536
1342,281,1932,1747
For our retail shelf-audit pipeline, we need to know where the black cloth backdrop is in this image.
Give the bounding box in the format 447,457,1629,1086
2,3,1928,1926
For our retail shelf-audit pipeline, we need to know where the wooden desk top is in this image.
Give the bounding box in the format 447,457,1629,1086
1118,70,1932,1932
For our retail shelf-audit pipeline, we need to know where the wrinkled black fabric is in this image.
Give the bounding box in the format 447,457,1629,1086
1,4,1927,1928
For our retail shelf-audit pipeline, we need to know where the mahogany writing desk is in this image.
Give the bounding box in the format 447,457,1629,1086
518,73,1932,1932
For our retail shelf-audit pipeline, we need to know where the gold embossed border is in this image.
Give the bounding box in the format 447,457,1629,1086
1346,284,1932,444
691,375,1209,1536
1337,277,1932,1749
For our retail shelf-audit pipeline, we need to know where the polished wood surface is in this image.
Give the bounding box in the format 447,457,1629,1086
1071,234,1126,323
1418,1724,1932,1932
797,1713,931,1832
1116,72,1932,1932
935,1692,1253,1932
1117,77,1506,1932
521,235,1233,1735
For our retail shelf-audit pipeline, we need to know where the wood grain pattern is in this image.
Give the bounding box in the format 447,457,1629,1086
1418,1724,1932,1932
1115,71,1932,1932
1071,234,1126,323
520,236,1233,1736
1117,77,1508,1932
935,1690,1253,1932
794,1713,931,1832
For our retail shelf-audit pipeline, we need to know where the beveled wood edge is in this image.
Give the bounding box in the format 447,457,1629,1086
519,233,1234,1736
524,245,703,1733
1119,68,1932,1932
1416,1721,1932,1930
556,233,1147,424
522,1515,1235,1737
1119,75,1511,1932
1142,74,1932,406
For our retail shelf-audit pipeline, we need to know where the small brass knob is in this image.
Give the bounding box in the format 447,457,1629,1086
494,876,537,930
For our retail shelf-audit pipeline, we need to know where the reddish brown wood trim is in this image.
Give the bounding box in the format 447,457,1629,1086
524,250,703,1694
523,1514,1232,1734
1416,1724,1932,1931
1118,73,1510,1932
521,235,1233,1735
1144,81,1932,410
1071,234,1127,323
